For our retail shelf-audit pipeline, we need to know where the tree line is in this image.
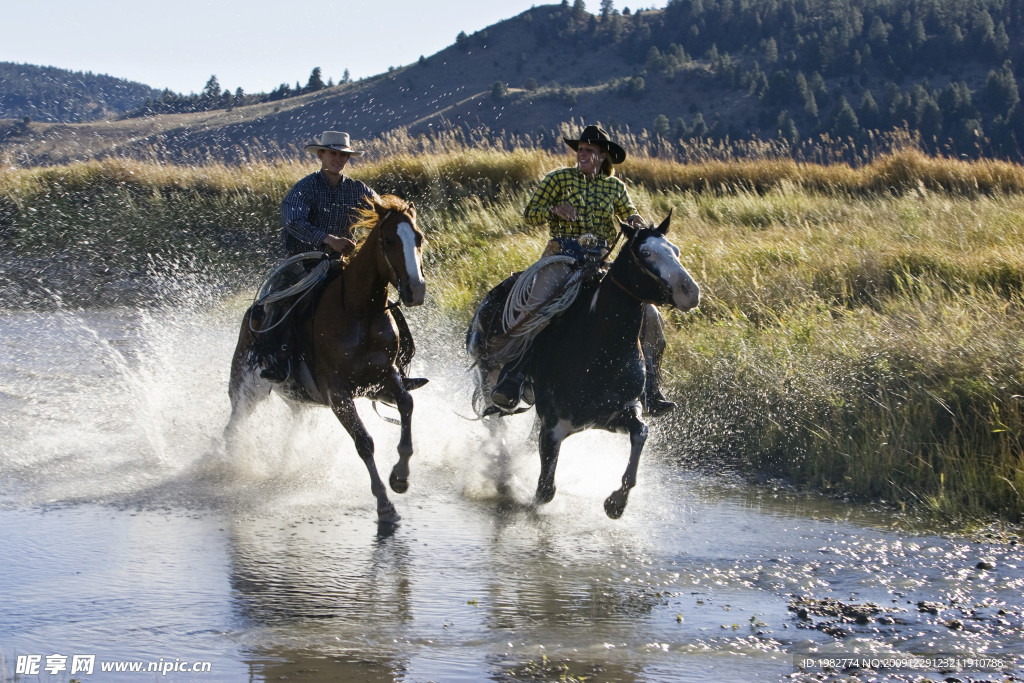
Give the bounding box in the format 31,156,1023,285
0,63,350,123
509,0,1024,159
120,67,352,117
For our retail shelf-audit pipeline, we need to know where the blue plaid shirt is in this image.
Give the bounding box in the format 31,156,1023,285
280,171,379,254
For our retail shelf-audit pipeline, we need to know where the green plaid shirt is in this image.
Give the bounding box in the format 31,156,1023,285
523,167,638,243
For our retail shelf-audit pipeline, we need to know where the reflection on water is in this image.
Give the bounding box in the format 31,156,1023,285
0,307,1021,681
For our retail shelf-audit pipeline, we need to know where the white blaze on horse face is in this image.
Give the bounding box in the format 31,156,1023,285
397,221,426,305
643,235,700,312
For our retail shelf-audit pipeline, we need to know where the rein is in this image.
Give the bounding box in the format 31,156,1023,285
342,210,409,318
377,210,400,287
605,232,673,304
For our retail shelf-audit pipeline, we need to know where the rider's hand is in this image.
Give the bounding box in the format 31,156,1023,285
627,214,645,228
323,235,356,255
550,203,577,222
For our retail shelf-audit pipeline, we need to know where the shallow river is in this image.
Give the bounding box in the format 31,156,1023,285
1,304,1022,682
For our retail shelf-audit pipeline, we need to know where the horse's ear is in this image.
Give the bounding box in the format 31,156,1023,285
407,201,416,215
656,209,672,235
620,220,637,240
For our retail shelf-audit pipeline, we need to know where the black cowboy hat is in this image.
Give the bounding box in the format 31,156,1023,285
563,125,626,164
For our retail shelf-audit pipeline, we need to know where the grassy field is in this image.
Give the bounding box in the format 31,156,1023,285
2,140,1023,524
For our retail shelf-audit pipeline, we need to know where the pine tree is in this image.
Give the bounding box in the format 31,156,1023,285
202,75,221,100
985,61,1019,115
306,67,325,92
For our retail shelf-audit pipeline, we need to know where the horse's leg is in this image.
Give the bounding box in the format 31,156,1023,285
383,370,414,494
535,417,570,506
604,412,649,519
482,413,514,496
329,383,400,524
224,318,272,443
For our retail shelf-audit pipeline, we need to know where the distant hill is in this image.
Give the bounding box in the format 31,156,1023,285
3,0,1024,164
0,62,162,123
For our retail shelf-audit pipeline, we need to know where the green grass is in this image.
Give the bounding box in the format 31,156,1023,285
2,141,1022,524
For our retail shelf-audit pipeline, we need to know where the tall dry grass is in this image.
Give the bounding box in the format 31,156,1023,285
2,137,1022,523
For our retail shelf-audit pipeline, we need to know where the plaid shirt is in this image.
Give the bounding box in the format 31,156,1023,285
280,171,379,254
523,167,638,244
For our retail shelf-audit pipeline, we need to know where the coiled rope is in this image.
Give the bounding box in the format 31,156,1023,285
488,254,584,366
248,251,332,334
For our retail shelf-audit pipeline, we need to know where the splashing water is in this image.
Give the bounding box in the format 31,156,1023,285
1,297,1022,682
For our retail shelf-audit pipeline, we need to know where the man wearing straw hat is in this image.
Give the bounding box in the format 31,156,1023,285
280,130,379,256
258,131,422,388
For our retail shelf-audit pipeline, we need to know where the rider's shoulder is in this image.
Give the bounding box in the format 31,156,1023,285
545,166,578,181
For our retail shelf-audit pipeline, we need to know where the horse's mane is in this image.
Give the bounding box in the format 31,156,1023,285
348,194,413,247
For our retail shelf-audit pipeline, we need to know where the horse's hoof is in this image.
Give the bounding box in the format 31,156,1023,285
377,503,402,524
389,473,409,494
534,487,556,506
604,491,628,519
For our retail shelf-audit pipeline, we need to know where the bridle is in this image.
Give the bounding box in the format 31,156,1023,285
376,210,416,288
606,230,675,304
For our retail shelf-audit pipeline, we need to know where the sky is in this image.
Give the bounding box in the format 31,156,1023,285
3,0,666,96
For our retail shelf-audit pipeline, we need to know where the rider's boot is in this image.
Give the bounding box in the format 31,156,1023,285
640,303,675,417
402,375,429,391
644,365,676,417
490,356,529,411
393,306,428,391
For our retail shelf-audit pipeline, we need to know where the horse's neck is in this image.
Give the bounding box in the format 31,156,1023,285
590,267,647,344
334,229,390,313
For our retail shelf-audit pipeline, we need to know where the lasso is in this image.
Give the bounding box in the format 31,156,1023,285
488,254,585,366
248,251,331,334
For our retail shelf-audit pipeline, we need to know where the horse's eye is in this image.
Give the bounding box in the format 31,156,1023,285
640,248,651,258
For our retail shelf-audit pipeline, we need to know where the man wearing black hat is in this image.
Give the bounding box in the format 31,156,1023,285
524,124,642,246
489,124,675,416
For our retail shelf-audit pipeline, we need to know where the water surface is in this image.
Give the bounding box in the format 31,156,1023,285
1,306,1021,682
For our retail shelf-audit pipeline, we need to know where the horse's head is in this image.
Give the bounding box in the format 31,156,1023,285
374,197,426,306
616,211,700,312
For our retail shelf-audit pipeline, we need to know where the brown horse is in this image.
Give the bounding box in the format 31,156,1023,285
226,195,426,524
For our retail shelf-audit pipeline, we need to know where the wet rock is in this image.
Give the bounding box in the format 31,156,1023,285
817,623,849,638
788,595,894,628
917,600,943,615
976,558,996,571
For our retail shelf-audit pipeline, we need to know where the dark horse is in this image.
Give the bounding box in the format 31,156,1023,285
226,195,426,524
466,214,699,518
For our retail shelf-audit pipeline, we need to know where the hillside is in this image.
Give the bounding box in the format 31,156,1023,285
0,62,161,124
3,0,1024,165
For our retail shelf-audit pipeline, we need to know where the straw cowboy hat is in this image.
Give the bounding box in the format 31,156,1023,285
563,125,626,164
305,131,365,156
